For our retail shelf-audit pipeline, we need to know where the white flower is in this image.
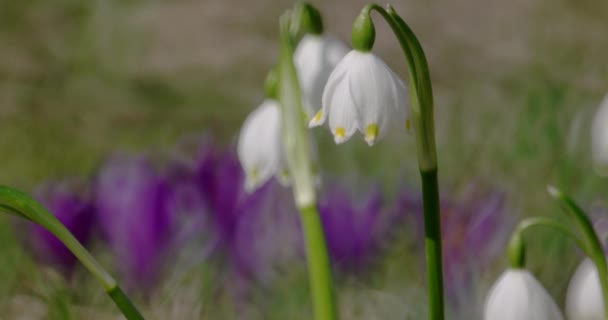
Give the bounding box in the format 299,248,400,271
592,94,608,176
310,50,409,146
294,34,348,119
566,258,604,320
237,99,288,191
484,269,563,320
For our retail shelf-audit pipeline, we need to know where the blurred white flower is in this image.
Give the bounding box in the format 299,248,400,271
566,258,604,320
310,50,409,146
592,94,608,176
294,34,348,119
484,269,563,320
237,99,288,191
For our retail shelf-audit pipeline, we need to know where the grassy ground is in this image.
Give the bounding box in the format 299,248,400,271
0,0,607,318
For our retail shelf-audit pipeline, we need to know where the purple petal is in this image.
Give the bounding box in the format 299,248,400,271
94,154,171,289
29,179,95,272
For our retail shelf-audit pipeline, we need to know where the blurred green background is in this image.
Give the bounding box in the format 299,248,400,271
0,0,607,318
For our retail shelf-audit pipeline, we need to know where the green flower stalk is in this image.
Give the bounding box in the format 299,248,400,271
547,186,608,319
275,6,337,320
498,186,608,320
267,5,337,320
0,186,144,320
331,4,443,319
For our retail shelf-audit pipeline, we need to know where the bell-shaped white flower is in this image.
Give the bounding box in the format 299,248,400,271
484,269,563,320
566,258,604,320
237,99,287,191
294,34,348,119
592,94,608,176
310,50,409,146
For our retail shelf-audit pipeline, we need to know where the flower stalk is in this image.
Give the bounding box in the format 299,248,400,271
547,186,608,320
354,4,444,319
506,187,608,320
277,7,337,320
0,186,144,320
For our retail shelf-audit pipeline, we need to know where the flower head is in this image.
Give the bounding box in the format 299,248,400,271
29,179,95,272
566,258,604,320
484,269,563,320
310,50,409,146
294,34,348,119
592,94,608,176
95,154,172,289
237,99,288,192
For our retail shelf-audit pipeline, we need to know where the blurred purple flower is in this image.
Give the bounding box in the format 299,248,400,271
94,154,172,289
29,179,95,272
402,183,508,310
191,147,300,282
317,181,385,272
441,189,507,297
169,137,301,287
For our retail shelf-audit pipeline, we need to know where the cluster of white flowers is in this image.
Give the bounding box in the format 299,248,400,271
237,28,409,191
483,259,605,320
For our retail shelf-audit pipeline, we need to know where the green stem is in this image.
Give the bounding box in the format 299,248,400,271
0,186,144,320
508,217,590,268
108,287,145,320
299,205,337,320
420,169,444,320
548,186,608,319
361,4,444,319
277,8,336,320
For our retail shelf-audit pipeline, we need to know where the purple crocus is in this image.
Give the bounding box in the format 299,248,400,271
192,146,300,282
169,138,302,289
94,154,171,289
317,180,386,272
28,179,95,272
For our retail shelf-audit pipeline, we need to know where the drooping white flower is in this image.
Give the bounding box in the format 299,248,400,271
237,99,288,191
566,258,604,320
310,50,409,146
294,34,349,119
483,269,563,320
592,94,608,176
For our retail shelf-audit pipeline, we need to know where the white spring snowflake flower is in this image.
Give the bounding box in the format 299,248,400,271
592,94,608,176
484,269,563,320
237,99,289,192
309,50,409,146
294,33,348,120
566,258,604,320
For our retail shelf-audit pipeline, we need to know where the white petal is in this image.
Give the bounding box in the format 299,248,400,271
346,51,408,145
592,94,608,176
310,49,352,128
566,259,604,320
484,269,563,320
237,99,282,191
326,76,359,144
294,34,349,119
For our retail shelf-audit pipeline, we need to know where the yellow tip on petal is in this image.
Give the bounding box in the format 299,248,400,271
309,111,323,127
365,124,378,146
405,119,411,131
335,127,345,138
333,127,347,144
313,111,322,122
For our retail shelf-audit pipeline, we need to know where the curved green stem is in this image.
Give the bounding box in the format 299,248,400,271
548,186,608,320
0,186,144,320
359,4,443,319
508,217,591,269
